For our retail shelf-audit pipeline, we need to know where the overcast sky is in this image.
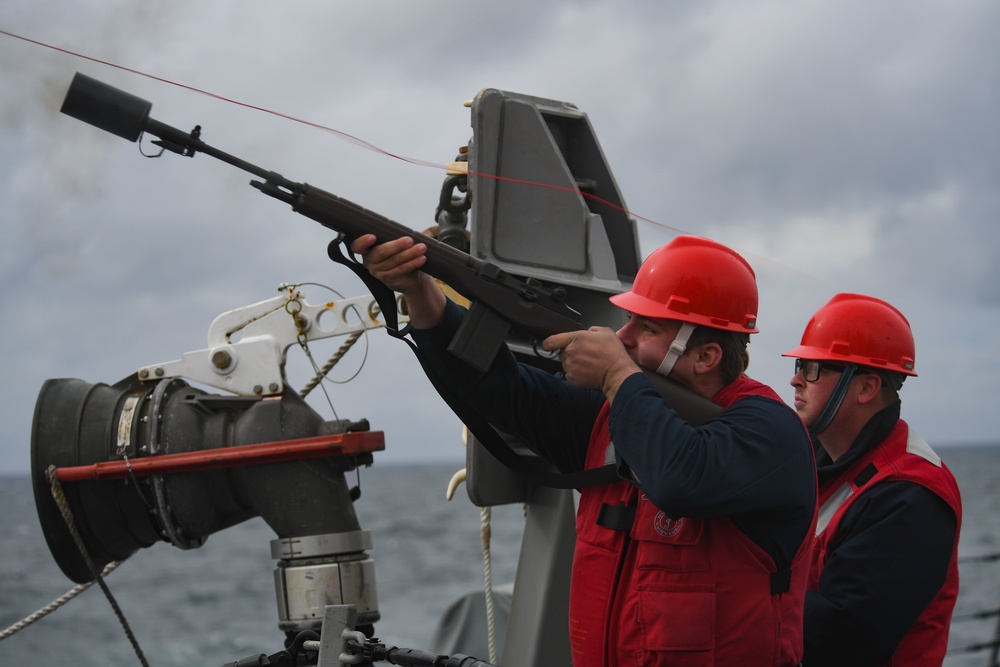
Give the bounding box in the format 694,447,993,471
1,1,997,477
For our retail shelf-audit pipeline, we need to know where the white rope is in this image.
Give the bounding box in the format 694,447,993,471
448,426,499,664
0,561,122,640
480,506,498,664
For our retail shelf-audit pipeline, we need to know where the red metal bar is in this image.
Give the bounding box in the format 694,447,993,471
55,431,385,482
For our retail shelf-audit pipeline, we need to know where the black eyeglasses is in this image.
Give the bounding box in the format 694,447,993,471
794,358,847,383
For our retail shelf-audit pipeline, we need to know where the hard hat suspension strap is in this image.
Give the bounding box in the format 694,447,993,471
655,322,696,377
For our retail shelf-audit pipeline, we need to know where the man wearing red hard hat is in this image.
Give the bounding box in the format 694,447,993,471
355,232,816,666
785,293,962,666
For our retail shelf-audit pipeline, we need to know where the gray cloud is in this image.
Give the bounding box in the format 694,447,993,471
1,0,997,476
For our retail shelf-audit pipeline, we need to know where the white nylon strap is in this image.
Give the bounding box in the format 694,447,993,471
655,322,696,377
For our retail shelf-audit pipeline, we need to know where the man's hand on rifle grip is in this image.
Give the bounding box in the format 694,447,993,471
351,234,446,329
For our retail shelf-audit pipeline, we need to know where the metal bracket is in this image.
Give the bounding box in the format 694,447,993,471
135,285,409,396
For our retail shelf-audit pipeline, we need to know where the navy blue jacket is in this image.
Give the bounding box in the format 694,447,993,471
411,300,816,570
803,404,958,666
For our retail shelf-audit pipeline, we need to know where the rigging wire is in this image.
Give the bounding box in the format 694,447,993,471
283,281,376,429
0,26,829,291
0,27,672,232
0,26,839,307
1,26,846,661
293,282,375,390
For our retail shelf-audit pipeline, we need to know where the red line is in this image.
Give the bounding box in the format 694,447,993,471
0,27,676,232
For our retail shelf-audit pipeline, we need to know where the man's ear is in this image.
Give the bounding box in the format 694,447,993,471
692,342,723,375
856,373,884,405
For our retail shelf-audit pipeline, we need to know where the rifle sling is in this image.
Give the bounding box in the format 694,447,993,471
327,238,617,490
326,239,726,489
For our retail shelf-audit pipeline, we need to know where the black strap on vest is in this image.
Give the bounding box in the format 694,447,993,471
854,462,879,488
770,569,792,595
596,502,638,531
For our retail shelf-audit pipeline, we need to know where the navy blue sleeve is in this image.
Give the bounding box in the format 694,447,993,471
802,481,958,666
410,299,605,472
608,372,816,568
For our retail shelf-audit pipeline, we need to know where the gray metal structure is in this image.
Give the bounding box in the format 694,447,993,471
462,89,641,667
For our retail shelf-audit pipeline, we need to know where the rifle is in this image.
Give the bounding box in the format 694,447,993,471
59,72,722,432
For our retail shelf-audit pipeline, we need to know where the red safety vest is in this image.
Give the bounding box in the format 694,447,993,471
569,376,812,667
810,420,962,666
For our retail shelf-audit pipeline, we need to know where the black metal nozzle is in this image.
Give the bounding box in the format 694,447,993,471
60,72,285,171
60,72,202,157
60,72,152,142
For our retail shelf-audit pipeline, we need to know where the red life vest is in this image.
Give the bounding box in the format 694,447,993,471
810,420,962,666
568,376,812,667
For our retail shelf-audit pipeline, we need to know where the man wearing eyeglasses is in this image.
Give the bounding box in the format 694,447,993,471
784,293,962,666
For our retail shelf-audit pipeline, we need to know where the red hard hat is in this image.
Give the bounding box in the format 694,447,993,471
609,235,759,333
783,293,917,376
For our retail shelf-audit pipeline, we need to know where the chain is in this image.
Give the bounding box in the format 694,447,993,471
284,290,307,344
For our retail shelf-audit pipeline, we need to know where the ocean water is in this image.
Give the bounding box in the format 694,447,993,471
2,445,998,666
